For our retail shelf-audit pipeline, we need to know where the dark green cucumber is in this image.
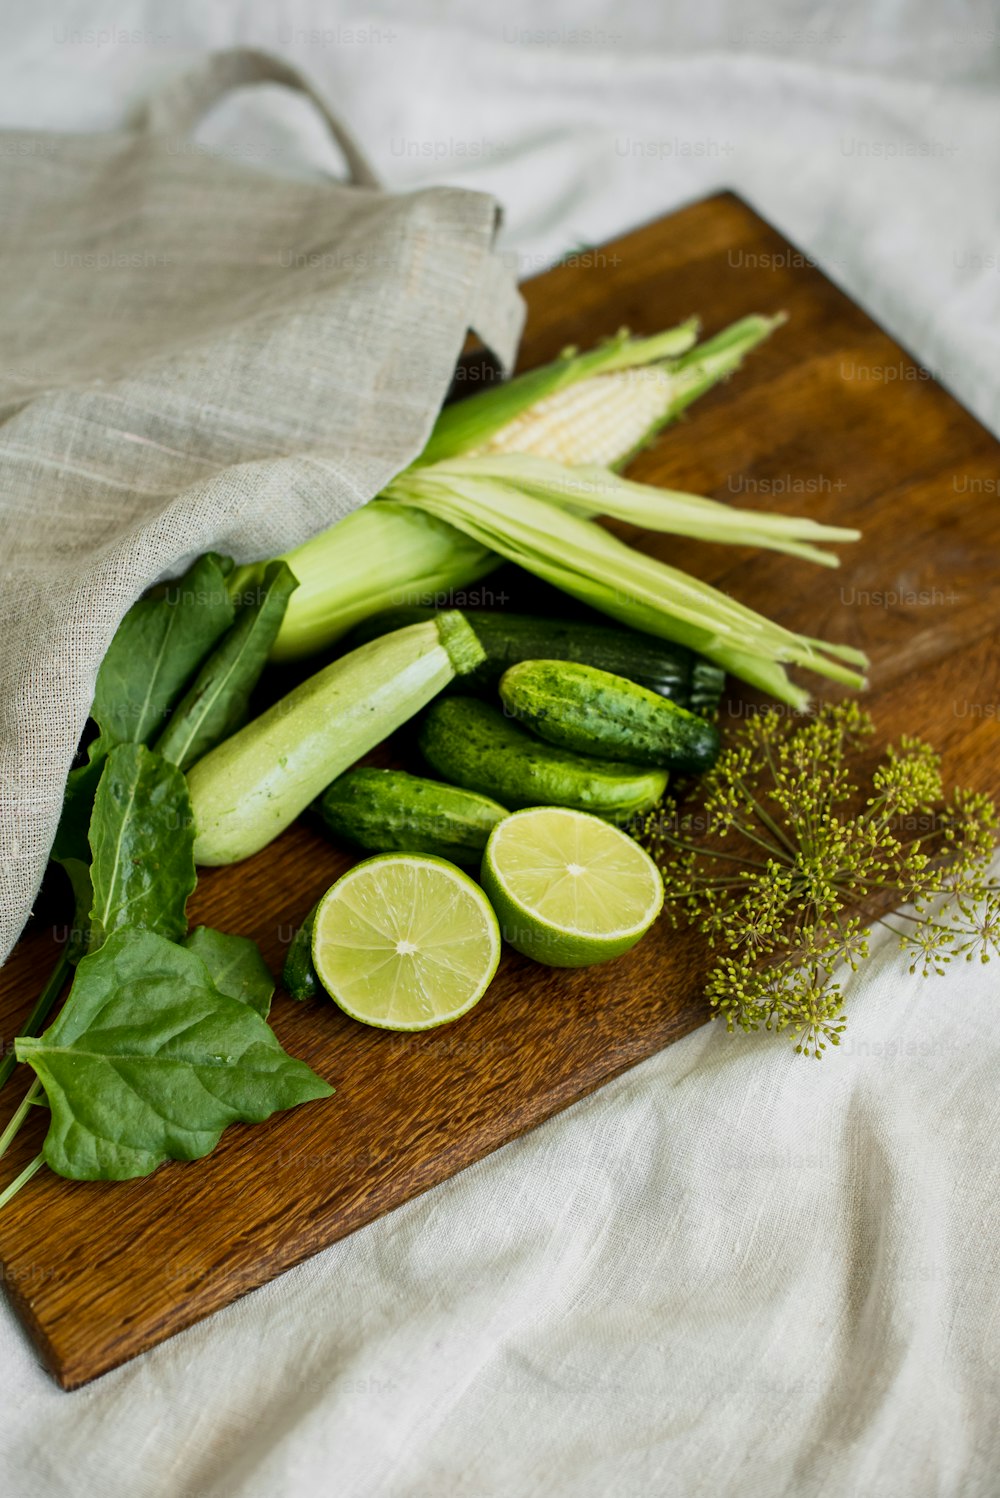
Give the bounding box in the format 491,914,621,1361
283,900,320,1001
317,768,508,864
419,697,667,817
346,607,724,713
500,660,720,773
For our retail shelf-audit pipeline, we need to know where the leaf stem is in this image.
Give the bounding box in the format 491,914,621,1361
750,799,799,860
727,815,789,863
0,946,71,1094
0,1154,44,1211
0,1079,42,1166
654,831,770,870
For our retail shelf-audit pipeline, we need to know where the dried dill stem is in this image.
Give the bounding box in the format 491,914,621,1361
640,702,1000,1057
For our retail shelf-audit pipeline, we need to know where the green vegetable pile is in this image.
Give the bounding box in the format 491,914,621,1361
0,554,331,1208
282,640,718,1000
643,702,1000,1057
6,308,989,1224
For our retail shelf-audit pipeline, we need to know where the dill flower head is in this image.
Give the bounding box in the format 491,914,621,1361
644,702,999,1058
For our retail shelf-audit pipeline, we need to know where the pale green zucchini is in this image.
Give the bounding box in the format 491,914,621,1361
187,612,484,865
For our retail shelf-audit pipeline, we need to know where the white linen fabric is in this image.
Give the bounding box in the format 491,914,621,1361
1,5,998,1496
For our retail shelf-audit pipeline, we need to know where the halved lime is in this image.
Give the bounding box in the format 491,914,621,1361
481,807,664,968
311,854,501,1030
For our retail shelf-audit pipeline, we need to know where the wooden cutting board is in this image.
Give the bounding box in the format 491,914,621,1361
2,193,999,1390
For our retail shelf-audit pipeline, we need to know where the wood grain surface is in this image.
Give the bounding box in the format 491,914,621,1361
2,192,999,1390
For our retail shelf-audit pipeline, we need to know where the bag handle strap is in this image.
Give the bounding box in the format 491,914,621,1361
132,47,381,189
133,49,524,370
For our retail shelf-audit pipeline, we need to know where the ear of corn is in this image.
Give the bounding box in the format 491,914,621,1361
469,367,679,468
447,314,785,471
234,315,772,658
231,311,867,708
417,318,701,467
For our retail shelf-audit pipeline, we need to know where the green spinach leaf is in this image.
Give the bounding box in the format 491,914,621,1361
50,754,104,957
156,560,297,771
183,927,275,1017
15,929,332,1181
51,551,234,908
91,551,235,752
88,744,196,952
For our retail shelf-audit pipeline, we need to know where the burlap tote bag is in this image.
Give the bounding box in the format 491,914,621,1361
0,48,525,963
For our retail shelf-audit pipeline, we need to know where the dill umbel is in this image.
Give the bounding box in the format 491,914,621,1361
642,702,1000,1058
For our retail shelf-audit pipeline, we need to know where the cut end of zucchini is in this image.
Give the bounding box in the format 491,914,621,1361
435,609,487,677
